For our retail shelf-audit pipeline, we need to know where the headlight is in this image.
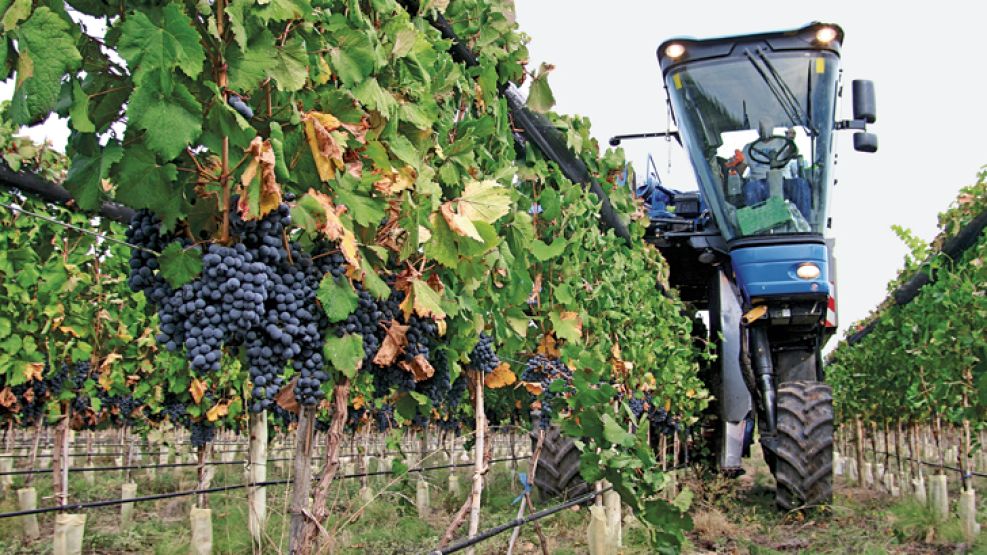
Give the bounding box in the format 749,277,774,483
796,263,821,280
664,43,686,59
815,27,838,44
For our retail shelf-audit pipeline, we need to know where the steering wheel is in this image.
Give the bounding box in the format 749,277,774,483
747,136,798,169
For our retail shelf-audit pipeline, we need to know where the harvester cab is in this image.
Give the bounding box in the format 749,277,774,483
615,23,877,509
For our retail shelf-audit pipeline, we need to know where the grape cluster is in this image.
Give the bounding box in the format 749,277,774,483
467,333,499,374
8,378,47,424
621,392,678,436
415,348,450,407
447,375,468,409
521,354,572,428
190,421,215,448
125,210,176,305
126,199,336,412
48,361,90,397
374,404,395,432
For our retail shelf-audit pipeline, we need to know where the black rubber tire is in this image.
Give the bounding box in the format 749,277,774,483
772,381,834,510
529,426,590,500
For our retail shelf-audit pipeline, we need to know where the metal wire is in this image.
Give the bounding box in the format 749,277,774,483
0,200,155,254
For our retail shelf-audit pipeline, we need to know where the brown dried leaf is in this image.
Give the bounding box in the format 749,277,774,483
275,377,300,414
373,322,409,367
373,166,416,196
400,354,435,382
189,378,208,405
0,387,18,410
305,188,360,269
238,137,283,220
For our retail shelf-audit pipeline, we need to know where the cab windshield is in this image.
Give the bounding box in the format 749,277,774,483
666,48,839,241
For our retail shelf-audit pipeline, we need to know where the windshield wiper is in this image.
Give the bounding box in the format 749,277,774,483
744,49,817,136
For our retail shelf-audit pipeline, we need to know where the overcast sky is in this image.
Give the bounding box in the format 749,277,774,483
3,1,985,341
514,0,987,340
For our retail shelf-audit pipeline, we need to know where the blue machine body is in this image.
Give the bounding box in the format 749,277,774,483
730,243,829,302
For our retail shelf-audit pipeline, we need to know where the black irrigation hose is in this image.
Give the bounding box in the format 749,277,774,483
0,456,529,519
0,455,524,478
0,457,298,477
867,449,987,479
429,486,614,555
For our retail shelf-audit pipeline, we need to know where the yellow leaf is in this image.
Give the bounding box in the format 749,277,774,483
440,201,483,242
352,394,365,410
23,362,44,382
458,180,511,224
58,325,81,338
485,363,516,389
303,111,344,182
100,352,122,374
189,378,207,405
536,333,559,358
206,401,229,422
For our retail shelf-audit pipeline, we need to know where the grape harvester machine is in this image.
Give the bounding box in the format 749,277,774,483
610,22,877,508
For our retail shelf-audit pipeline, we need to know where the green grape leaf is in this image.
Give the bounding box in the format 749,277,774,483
525,63,556,114
530,238,567,261
268,36,308,92
317,275,359,323
328,27,377,87
360,257,391,300
579,450,603,483
227,30,276,91
324,333,364,379
113,145,183,230
69,79,95,133
539,187,561,221
601,413,635,447
126,73,202,160
117,4,205,80
158,243,202,288
64,139,123,211
9,7,83,125
395,393,419,421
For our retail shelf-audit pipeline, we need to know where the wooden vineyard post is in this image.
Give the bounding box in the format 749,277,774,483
288,405,316,554
52,405,70,508
52,404,87,555
467,371,486,555
854,417,866,486
247,411,268,549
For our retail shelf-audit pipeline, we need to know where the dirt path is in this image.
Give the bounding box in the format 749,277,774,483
683,450,985,554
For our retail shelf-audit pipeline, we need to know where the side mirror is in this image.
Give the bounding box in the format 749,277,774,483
853,132,878,153
852,80,876,124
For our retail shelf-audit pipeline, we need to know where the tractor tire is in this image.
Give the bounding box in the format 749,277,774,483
529,426,590,500
772,381,834,511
